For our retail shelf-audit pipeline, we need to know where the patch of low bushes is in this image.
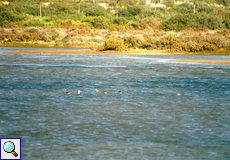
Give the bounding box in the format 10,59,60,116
0,6,26,27
118,6,141,18
124,36,143,49
22,18,45,27
99,38,125,51
0,28,52,42
159,32,230,52
99,30,230,52
113,17,128,25
56,19,74,28
83,16,110,29
81,3,107,17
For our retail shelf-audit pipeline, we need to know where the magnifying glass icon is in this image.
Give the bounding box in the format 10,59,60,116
3,141,18,157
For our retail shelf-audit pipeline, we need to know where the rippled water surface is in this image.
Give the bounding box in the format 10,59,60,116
0,48,230,159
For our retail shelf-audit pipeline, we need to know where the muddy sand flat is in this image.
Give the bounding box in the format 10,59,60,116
170,60,230,65
5,49,181,55
5,49,230,64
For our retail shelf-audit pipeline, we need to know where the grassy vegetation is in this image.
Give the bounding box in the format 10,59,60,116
0,0,230,53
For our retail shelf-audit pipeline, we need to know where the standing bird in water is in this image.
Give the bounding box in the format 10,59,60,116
77,90,81,95
119,91,122,94
95,88,99,93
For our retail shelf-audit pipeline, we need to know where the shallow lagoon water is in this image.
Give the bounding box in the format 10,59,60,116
0,48,230,159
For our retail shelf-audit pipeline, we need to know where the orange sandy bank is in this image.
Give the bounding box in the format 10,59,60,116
6,49,175,55
170,60,230,65
4,49,230,64
5,49,230,55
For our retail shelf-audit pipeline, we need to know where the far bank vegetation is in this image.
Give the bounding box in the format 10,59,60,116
0,0,230,53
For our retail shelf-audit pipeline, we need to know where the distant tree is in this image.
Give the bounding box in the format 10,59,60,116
76,0,81,14
193,0,196,14
40,0,42,17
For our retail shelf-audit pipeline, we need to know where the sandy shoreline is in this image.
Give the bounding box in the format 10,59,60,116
170,60,230,65
5,49,175,55
4,48,230,55
4,49,230,65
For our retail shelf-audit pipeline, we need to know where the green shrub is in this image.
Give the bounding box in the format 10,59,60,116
119,6,141,17
22,19,45,27
118,8,131,17
174,3,194,14
139,6,157,18
140,41,154,50
140,40,157,50
130,22,139,29
81,4,107,16
124,36,142,48
57,20,74,28
83,16,110,29
223,12,230,29
44,2,75,15
162,0,174,7
161,11,226,31
127,6,141,16
161,13,194,31
113,17,128,25
100,38,125,51
122,0,137,5
195,13,224,30
0,6,26,27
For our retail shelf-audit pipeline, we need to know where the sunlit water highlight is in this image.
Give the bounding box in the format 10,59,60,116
0,48,230,159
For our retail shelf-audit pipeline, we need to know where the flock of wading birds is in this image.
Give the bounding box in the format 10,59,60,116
66,88,122,95
66,88,181,96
